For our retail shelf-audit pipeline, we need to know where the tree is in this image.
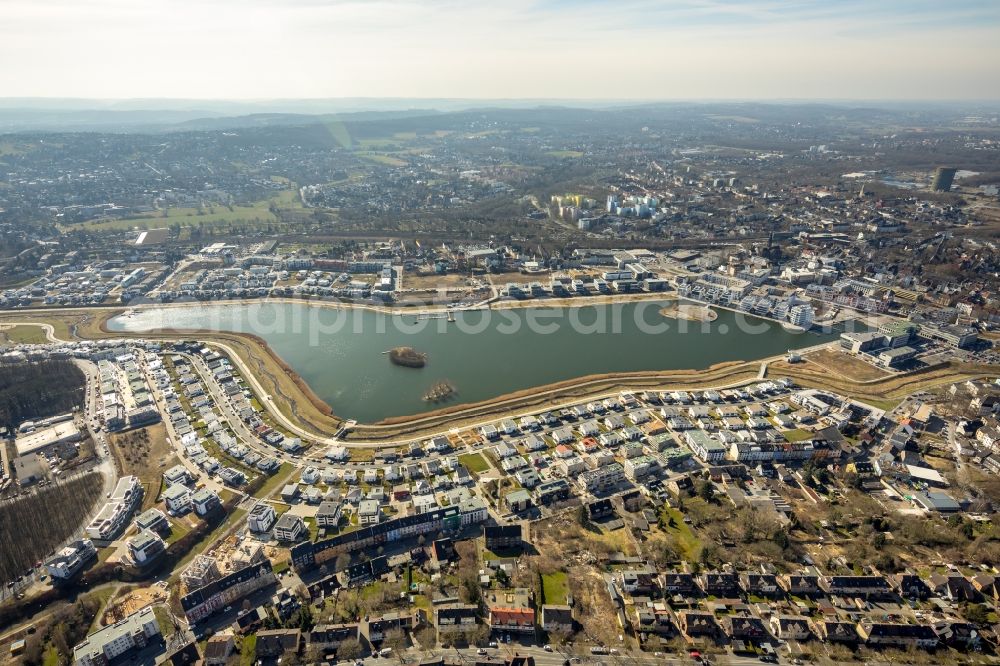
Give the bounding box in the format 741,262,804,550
549,628,572,647
336,638,363,661
304,644,326,665
382,627,408,658
964,603,991,626
460,574,482,605
697,480,715,502
874,552,898,573
415,626,438,652
470,623,490,647
335,552,352,572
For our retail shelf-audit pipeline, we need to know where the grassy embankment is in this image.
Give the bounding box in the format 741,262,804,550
0,324,49,345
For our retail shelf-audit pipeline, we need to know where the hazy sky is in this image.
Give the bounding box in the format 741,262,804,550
2,0,999,101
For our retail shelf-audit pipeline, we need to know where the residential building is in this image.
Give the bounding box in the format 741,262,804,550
778,573,822,596
127,530,166,566
85,476,143,540
534,479,571,504
700,572,739,597
770,615,811,641
45,539,97,582
435,604,479,637
857,622,938,649
485,524,523,552
290,499,487,572
192,487,221,516
540,605,573,634
254,629,301,659
316,501,343,529
135,508,169,534
623,455,660,480
505,489,532,513
181,561,277,624
725,615,767,642
678,611,718,637
163,483,192,514
813,620,859,644
308,624,360,654
72,605,161,666
819,576,891,598
487,591,535,635
359,499,381,524
203,633,235,666
686,431,726,463
274,514,306,543
578,463,625,494
248,503,277,533
366,612,415,643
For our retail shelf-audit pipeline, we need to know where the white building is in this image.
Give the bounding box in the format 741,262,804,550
248,502,277,533
85,476,143,540
163,483,192,514
73,605,161,666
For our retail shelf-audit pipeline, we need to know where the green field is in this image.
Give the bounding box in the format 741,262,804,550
359,152,408,167
253,462,295,499
165,518,192,545
153,605,176,637
661,506,701,561
858,396,905,412
541,571,569,605
0,324,49,345
173,507,247,574
240,634,257,666
781,428,814,442
459,453,491,474
78,202,278,231
0,140,35,156
66,188,301,232
547,150,584,158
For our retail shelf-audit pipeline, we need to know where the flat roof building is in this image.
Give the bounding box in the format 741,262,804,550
15,420,82,456
73,605,161,666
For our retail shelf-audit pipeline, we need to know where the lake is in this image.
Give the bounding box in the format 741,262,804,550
109,301,836,423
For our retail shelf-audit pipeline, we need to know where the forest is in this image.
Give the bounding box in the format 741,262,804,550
0,471,104,583
0,360,85,429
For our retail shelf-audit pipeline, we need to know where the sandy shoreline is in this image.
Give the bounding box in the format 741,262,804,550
658,303,718,323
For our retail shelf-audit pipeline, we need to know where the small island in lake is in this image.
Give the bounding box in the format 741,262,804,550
423,380,456,402
387,346,428,368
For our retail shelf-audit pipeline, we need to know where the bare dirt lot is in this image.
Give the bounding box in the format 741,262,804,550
108,423,179,510
805,348,891,382
489,271,552,285
403,272,476,290
100,586,167,625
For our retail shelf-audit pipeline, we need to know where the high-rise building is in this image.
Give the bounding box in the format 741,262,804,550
931,167,958,192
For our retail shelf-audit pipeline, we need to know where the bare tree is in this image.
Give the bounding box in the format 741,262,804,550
336,638,363,661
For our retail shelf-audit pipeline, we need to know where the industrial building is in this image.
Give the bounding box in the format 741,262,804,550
931,167,958,193
14,419,82,457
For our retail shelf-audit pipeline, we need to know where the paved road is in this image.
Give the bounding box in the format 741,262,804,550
375,644,776,666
